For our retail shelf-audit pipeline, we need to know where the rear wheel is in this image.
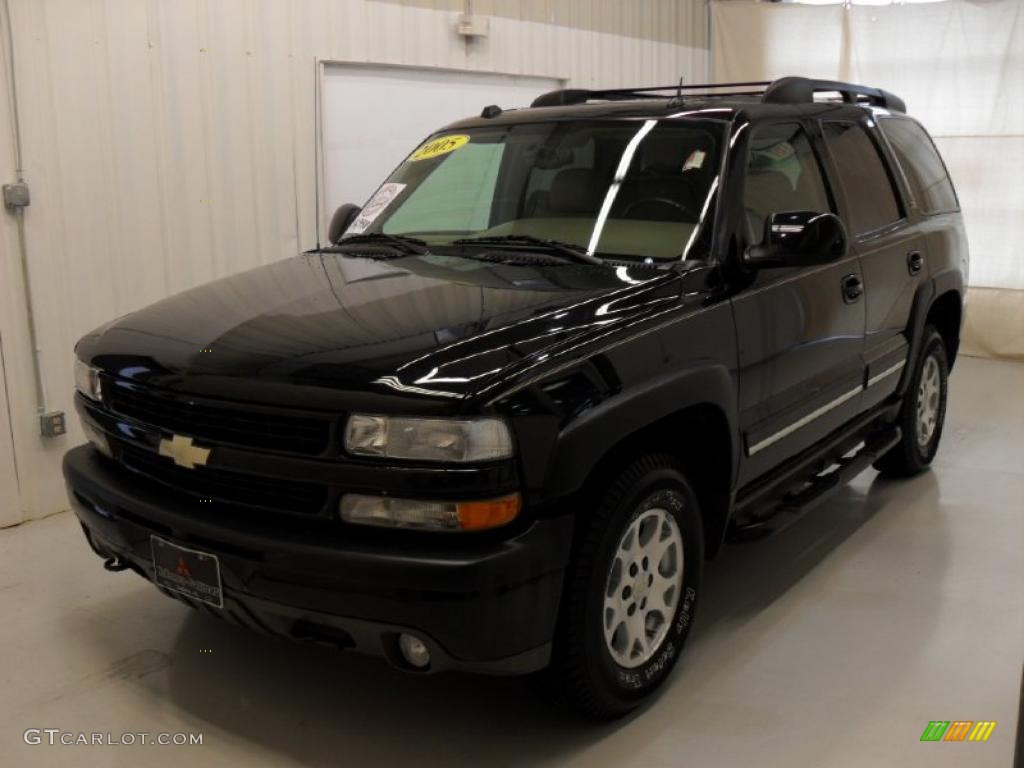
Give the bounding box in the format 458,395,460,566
874,325,949,477
552,454,703,719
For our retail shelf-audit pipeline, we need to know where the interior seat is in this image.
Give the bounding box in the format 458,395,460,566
528,168,604,217
743,169,796,243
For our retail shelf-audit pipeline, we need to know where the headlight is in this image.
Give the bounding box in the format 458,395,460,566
74,359,103,402
340,493,520,532
344,415,513,462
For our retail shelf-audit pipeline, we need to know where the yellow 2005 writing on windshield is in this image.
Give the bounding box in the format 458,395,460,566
408,134,470,162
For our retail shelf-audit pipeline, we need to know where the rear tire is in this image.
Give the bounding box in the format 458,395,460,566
874,325,949,477
551,454,703,719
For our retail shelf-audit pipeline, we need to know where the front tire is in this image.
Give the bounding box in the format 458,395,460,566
552,454,703,719
874,325,949,477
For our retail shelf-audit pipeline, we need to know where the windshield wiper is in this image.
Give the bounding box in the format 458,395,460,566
451,250,570,266
331,233,429,255
451,235,603,265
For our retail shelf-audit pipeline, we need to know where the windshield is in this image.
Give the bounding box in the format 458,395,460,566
341,119,725,261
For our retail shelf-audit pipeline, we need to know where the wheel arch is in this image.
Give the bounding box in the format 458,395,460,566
546,366,738,559
900,270,963,396
925,289,963,367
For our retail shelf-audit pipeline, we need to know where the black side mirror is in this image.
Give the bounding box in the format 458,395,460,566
328,204,362,245
744,211,848,269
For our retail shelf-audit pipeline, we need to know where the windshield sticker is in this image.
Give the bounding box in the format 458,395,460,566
345,183,407,235
682,150,706,172
408,134,470,162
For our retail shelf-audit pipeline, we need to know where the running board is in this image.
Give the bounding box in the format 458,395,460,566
730,426,902,541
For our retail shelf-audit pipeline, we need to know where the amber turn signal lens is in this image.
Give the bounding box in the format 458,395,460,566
340,492,521,531
456,493,521,531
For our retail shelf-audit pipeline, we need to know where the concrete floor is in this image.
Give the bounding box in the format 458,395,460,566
1,355,1021,767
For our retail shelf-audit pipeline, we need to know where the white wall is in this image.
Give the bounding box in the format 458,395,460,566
0,340,18,526
321,64,561,219
0,0,709,524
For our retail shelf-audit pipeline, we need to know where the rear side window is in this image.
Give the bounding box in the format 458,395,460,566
822,122,902,236
878,118,959,215
743,123,831,242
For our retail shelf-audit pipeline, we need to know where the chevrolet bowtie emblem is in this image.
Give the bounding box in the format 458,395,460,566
158,434,211,469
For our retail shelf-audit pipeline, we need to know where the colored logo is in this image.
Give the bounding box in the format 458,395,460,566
175,557,192,578
920,721,996,742
158,434,211,469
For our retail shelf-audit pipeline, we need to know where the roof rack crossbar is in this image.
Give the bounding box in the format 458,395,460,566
531,81,771,108
762,76,906,113
606,80,772,94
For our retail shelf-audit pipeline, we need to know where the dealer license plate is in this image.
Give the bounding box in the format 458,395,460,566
150,535,224,608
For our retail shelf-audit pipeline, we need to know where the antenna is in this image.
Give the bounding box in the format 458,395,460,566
667,76,686,108
313,57,322,250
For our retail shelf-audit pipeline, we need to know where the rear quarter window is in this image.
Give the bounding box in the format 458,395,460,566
878,118,959,215
821,121,903,237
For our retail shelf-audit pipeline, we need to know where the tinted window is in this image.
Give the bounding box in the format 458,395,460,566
743,123,830,243
522,135,596,207
879,118,959,215
384,141,504,234
353,120,725,260
822,122,902,235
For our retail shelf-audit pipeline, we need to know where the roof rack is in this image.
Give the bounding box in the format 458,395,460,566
763,76,906,113
529,76,905,113
530,81,771,108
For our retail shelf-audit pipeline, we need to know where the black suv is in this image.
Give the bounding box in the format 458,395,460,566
65,77,967,718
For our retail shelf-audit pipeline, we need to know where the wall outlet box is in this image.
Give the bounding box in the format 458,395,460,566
40,410,66,437
456,14,489,38
3,182,30,209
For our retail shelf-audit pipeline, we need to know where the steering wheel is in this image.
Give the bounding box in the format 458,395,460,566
621,196,698,220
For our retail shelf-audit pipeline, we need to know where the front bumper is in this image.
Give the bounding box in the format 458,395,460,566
64,445,573,675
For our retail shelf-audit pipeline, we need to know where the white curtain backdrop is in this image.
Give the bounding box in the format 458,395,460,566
712,0,1024,359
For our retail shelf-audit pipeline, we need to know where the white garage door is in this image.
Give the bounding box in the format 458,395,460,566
321,64,561,220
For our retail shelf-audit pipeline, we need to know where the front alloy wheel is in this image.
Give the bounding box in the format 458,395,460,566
552,454,703,719
602,507,684,669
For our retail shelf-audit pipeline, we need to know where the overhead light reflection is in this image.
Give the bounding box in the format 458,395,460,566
729,121,749,149
586,119,658,256
666,108,735,119
615,266,646,285
414,365,505,386
373,376,462,399
682,175,719,260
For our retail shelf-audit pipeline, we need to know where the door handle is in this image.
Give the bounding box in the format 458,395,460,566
842,274,863,303
907,250,924,276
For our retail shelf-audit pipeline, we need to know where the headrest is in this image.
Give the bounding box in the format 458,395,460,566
549,169,602,214
744,170,795,215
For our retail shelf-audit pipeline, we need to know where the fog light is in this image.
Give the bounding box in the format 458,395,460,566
398,633,431,669
340,492,520,532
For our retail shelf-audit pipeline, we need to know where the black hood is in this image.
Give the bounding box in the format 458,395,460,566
77,252,686,412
